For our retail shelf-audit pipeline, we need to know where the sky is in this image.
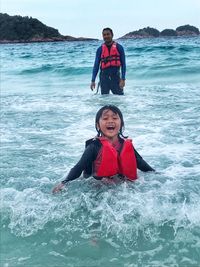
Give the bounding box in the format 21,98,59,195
1,0,200,39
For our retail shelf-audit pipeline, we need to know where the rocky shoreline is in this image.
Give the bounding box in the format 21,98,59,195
0,13,199,44
119,25,200,39
0,36,98,44
0,13,97,44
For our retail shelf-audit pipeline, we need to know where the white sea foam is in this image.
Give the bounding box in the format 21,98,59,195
1,38,200,266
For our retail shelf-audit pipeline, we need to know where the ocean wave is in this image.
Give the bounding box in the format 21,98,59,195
1,174,200,238
19,65,91,76
1,37,200,266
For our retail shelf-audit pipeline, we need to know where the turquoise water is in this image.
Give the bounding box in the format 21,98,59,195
1,37,200,267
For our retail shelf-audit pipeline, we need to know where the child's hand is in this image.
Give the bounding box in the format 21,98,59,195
52,183,65,194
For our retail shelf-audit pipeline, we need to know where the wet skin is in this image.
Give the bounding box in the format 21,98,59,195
97,109,121,143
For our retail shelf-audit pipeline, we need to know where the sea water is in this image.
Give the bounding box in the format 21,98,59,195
1,37,200,267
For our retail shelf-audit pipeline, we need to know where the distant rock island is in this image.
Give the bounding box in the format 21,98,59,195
0,13,199,43
120,25,200,39
0,13,97,43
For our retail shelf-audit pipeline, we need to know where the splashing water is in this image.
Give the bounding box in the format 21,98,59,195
1,37,200,267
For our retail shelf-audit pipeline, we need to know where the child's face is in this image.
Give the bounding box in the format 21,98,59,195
97,109,121,140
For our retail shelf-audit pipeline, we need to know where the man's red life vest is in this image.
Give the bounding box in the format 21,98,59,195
101,42,121,69
93,138,137,180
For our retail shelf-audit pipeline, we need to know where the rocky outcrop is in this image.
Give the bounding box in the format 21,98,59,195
160,29,177,37
120,25,200,39
62,35,98,41
176,25,199,36
121,27,160,39
1,13,199,43
0,13,97,43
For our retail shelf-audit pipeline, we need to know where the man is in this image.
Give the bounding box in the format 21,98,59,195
90,28,126,95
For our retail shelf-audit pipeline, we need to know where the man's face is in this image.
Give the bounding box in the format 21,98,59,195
102,30,113,44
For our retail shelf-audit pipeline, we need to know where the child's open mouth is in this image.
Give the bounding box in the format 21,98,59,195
106,126,115,130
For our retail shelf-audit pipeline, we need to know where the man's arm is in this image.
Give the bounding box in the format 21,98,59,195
117,43,126,80
91,47,102,83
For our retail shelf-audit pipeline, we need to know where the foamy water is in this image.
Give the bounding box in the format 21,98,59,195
1,38,200,266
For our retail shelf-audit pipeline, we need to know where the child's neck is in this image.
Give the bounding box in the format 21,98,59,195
103,135,119,144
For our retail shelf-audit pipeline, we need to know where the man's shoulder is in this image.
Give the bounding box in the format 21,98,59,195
116,42,124,50
97,45,103,51
96,46,103,55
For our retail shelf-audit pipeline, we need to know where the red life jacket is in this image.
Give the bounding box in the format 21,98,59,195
101,42,121,69
93,138,137,180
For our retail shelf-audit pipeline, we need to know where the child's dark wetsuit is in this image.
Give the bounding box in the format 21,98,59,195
62,137,155,184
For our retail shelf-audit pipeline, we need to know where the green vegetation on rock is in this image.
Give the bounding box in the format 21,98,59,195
0,13,61,42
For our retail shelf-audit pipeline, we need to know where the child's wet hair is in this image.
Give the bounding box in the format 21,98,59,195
95,105,127,138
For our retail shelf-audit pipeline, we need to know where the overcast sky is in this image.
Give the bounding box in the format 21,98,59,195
1,0,200,39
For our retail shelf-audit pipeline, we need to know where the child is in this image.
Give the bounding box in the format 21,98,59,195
52,105,155,193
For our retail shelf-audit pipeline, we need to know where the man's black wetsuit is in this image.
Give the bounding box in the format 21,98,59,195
62,138,154,184
91,43,126,95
